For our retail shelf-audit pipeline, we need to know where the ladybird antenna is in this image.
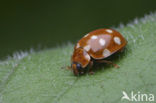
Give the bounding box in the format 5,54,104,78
61,66,72,70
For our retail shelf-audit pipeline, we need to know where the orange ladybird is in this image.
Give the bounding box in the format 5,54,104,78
71,28,127,75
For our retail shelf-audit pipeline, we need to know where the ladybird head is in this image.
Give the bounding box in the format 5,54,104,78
71,62,83,75
71,48,90,76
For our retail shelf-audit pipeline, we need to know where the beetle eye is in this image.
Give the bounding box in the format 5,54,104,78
76,63,81,70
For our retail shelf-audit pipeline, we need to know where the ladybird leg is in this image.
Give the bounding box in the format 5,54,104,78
96,60,119,68
88,60,93,68
88,61,94,75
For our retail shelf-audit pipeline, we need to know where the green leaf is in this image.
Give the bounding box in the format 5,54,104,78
0,13,156,103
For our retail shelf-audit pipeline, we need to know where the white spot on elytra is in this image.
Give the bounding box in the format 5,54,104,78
91,35,98,39
84,54,90,61
114,36,121,45
99,38,106,46
84,33,89,37
106,29,113,33
76,43,80,48
84,45,90,51
103,49,111,57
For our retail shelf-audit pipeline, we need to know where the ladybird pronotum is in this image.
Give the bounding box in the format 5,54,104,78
71,28,127,75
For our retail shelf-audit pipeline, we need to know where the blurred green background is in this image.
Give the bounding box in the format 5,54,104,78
0,0,156,59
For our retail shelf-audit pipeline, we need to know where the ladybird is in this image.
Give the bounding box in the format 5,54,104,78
71,28,127,75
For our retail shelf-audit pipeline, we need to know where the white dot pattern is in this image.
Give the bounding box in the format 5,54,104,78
84,45,90,51
106,29,113,33
76,43,80,48
114,37,121,45
91,35,98,39
99,38,106,46
103,49,111,57
84,54,90,61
